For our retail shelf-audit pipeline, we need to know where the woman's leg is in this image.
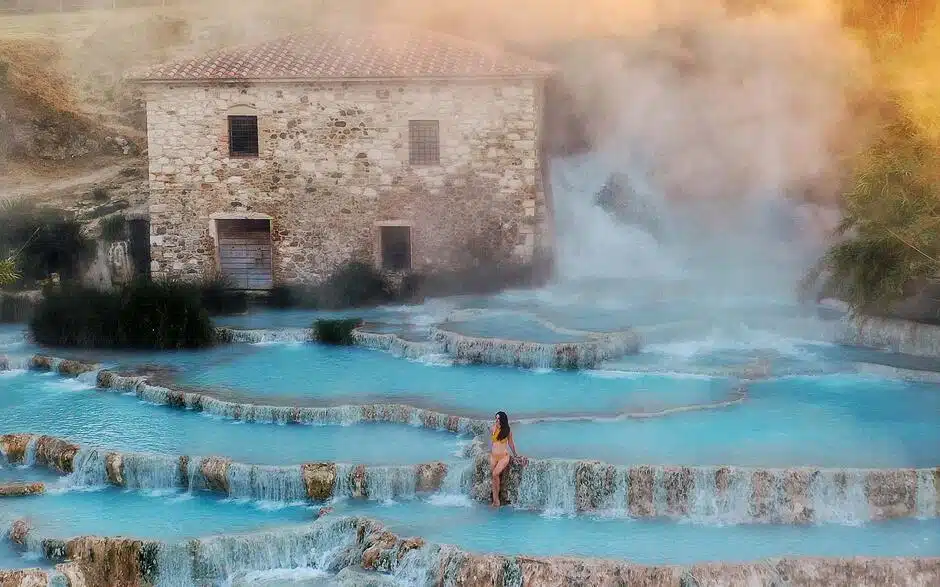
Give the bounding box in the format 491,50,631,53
489,454,498,505
491,454,511,506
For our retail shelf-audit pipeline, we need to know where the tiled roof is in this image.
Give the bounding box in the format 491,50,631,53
133,25,555,82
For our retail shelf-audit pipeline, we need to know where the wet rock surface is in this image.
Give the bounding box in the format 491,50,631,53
0,433,33,463
0,569,50,587
34,435,79,474
866,469,917,519
415,462,448,493
301,462,337,501
0,482,45,497
105,452,125,486
64,536,147,587
199,456,232,494
10,519,32,544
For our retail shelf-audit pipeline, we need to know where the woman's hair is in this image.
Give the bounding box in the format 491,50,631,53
495,411,510,441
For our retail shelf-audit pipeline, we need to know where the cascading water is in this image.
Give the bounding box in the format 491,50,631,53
226,464,307,504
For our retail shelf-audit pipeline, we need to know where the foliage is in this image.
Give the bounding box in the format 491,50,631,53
0,200,94,286
267,284,320,309
197,273,248,316
316,261,394,309
399,255,552,302
0,255,19,287
29,280,216,349
0,293,35,323
312,318,363,346
803,97,940,312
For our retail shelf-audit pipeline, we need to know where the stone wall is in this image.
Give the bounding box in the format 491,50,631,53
143,79,548,284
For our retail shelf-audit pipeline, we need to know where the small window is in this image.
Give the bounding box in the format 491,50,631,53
228,115,259,157
380,225,412,271
408,120,440,165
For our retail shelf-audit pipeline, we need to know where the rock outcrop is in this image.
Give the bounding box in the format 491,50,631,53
0,482,44,497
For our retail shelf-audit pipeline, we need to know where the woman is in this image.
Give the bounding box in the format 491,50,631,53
490,411,524,507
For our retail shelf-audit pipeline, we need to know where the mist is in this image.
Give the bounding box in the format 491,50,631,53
6,0,873,307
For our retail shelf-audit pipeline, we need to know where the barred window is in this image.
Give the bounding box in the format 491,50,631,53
228,115,259,157
408,120,440,165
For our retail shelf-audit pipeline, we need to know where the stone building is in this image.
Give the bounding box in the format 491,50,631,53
132,25,554,289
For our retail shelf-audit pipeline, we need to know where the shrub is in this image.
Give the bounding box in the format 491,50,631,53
0,293,35,323
399,254,552,302
198,274,248,316
313,318,362,345
317,261,394,309
99,214,127,242
267,284,320,309
29,280,215,349
0,200,94,286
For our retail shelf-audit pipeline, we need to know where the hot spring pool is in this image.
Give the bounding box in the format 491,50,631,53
145,344,737,418
334,498,940,564
4,488,939,568
511,374,940,468
0,371,462,465
1,486,312,541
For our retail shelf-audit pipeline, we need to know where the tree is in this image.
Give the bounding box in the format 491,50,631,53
803,97,940,313
0,255,19,287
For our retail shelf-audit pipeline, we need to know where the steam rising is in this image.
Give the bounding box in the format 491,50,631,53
6,0,872,303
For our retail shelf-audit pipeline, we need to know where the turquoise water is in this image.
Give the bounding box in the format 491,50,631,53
171,345,735,418
3,487,939,566
0,461,60,485
1,486,312,540
335,499,940,564
0,542,47,571
0,371,461,465
439,314,590,343
512,374,940,468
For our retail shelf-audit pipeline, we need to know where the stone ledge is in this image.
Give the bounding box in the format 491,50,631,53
837,315,940,358
214,322,642,370
0,482,45,498
1,432,462,503
467,455,940,523
429,326,640,370
7,516,940,587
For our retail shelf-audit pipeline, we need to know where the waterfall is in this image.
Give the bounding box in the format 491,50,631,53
65,448,108,488
364,466,417,502
22,436,38,467
226,463,307,503
685,467,751,524
808,470,870,525
916,469,939,519
394,544,443,587
169,517,365,585
154,540,196,587
491,460,934,524
218,328,313,344
515,460,578,515
122,453,183,492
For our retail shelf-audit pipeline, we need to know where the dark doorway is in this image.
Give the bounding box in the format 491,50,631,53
380,225,412,271
127,218,151,280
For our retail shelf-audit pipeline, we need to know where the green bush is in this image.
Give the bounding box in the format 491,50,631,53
198,274,248,316
0,200,94,286
29,280,215,349
0,293,35,323
313,318,362,345
399,254,552,302
317,261,394,309
267,284,320,309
